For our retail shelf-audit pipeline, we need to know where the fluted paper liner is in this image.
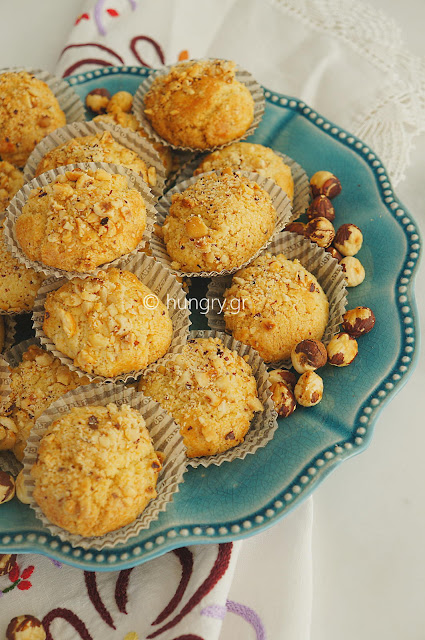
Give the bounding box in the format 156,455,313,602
150,170,293,278
24,121,166,200
0,67,85,124
33,252,191,383
0,339,41,475
206,231,348,369
22,384,187,550
176,151,310,221
141,329,277,469
132,58,265,152
4,161,157,281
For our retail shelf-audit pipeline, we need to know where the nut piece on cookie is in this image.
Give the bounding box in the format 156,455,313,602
291,339,327,374
268,369,297,391
307,195,335,222
143,59,254,149
334,223,363,256
6,615,46,640
0,71,66,167
305,216,335,248
327,333,358,366
340,256,365,287
15,470,31,505
0,471,15,504
269,380,296,417
0,553,17,576
85,88,111,113
310,171,341,199
0,416,18,451
294,371,323,407
0,161,24,212
342,307,375,337
285,221,306,236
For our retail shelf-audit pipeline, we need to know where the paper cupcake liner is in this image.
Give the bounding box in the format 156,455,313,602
0,67,85,124
2,316,16,352
33,252,191,383
140,329,277,468
176,151,310,221
132,58,265,152
23,121,166,200
4,161,157,281
22,383,187,550
206,231,348,369
150,170,293,278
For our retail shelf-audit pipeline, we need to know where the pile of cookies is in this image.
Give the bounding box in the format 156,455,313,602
0,59,374,545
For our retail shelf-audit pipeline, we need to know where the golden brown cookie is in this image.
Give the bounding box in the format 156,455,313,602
143,60,254,149
162,170,276,273
15,167,147,273
31,403,163,537
194,142,294,202
42,268,173,378
94,110,174,176
0,344,90,460
223,253,329,362
0,221,44,313
0,161,24,211
0,71,66,167
35,131,157,188
139,337,263,457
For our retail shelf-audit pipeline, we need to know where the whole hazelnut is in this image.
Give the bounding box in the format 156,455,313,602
334,223,363,256
270,381,296,417
340,256,365,287
107,90,133,114
294,371,323,407
326,246,343,261
291,339,327,374
342,307,376,337
285,221,306,236
15,470,31,505
0,471,15,504
85,88,111,114
310,171,341,199
305,216,335,248
6,615,46,640
0,553,17,576
307,195,335,222
327,333,358,366
269,369,297,391
0,415,18,450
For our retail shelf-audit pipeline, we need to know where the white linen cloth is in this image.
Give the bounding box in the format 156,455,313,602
1,1,424,638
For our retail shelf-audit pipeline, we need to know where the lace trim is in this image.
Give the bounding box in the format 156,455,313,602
268,0,425,185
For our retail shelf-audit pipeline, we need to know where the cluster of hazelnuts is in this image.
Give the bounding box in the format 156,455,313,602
286,170,365,287
270,306,375,416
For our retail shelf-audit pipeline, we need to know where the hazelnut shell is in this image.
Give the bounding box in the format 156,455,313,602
342,307,375,337
307,195,335,222
291,339,327,374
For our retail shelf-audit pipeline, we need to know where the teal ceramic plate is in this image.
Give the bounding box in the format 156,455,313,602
0,66,421,571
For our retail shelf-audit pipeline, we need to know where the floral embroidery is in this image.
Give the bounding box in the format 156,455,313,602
1,561,34,595
75,13,90,25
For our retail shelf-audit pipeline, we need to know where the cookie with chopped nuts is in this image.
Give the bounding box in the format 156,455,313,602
139,337,263,458
0,71,66,167
0,220,44,313
1,344,90,461
0,161,24,212
35,131,157,189
31,403,163,537
42,268,173,378
223,253,329,362
143,60,254,149
162,171,277,273
194,142,294,202
15,168,147,273
94,111,174,176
